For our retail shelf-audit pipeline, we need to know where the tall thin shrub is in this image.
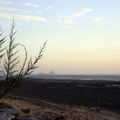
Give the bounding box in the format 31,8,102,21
0,20,47,99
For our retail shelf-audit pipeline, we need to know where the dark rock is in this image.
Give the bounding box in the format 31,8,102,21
0,108,21,116
0,102,12,109
34,113,52,120
54,115,64,120
0,111,15,120
17,116,37,120
21,109,31,114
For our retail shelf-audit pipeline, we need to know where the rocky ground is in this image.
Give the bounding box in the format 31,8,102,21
1,98,120,120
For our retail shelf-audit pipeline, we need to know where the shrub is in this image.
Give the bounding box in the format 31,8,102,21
0,19,47,99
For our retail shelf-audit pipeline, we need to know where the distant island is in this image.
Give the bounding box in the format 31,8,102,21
48,71,56,75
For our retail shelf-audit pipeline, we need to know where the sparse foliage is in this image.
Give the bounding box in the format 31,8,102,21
0,20,47,99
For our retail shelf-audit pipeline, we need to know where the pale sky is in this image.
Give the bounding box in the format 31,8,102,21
0,0,120,74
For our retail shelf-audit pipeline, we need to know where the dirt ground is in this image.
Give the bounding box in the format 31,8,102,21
1,98,120,120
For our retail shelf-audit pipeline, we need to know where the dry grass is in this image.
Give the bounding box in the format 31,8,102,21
1,98,120,120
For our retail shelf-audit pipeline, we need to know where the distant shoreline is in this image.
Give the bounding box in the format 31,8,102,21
30,74,120,81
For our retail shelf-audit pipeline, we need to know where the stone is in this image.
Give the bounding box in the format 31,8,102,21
54,115,64,120
17,116,38,120
21,109,31,114
34,112,52,120
0,112,15,120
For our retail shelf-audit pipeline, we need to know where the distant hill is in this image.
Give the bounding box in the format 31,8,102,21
48,71,56,75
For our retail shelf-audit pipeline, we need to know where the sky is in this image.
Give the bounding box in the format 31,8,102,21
0,0,120,74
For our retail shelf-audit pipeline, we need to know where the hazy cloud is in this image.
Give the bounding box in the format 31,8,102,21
61,25,71,29
23,10,31,14
94,17,116,25
0,7,18,12
46,6,52,10
106,22,117,25
61,25,83,32
37,10,42,14
0,12,46,22
0,0,12,4
94,17,103,23
59,8,94,25
24,2,39,8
